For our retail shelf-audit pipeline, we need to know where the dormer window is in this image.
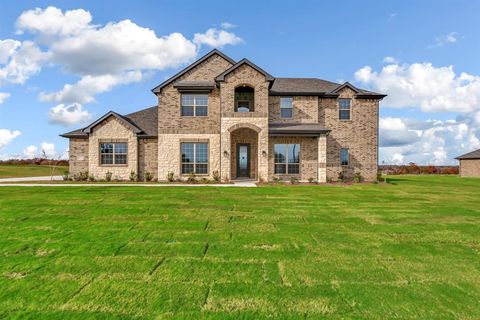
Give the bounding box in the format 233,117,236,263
234,85,254,112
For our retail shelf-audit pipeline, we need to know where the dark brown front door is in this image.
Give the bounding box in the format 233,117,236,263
236,144,250,178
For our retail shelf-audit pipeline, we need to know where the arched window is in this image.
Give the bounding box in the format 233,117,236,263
234,85,254,112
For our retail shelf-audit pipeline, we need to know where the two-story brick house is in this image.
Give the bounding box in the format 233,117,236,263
61,49,386,182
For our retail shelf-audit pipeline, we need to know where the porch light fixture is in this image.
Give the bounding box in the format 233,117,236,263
262,150,268,157
223,150,229,157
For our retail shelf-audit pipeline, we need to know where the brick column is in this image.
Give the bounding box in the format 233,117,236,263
318,134,327,183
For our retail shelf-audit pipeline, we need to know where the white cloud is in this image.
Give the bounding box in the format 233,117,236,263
0,92,10,104
380,117,480,165
434,32,458,47
13,7,242,105
23,145,38,158
0,129,21,149
221,22,236,29
0,39,49,85
48,103,92,126
40,142,56,158
194,28,243,48
382,56,397,64
355,62,480,113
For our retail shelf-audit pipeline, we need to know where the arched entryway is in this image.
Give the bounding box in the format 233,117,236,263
230,127,258,179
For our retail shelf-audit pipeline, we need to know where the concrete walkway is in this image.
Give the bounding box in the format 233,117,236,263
0,175,63,182
0,178,257,187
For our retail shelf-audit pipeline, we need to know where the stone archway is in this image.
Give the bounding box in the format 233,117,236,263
230,127,259,179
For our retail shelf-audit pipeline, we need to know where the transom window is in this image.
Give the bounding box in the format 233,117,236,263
340,148,349,166
181,142,208,174
181,94,208,116
339,98,351,120
274,144,300,174
100,142,127,165
280,97,293,118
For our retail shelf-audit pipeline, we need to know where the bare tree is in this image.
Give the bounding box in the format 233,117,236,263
42,149,68,181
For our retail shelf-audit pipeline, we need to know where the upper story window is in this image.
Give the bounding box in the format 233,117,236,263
235,85,254,112
274,144,300,174
100,142,127,165
181,94,208,116
339,98,351,120
340,148,349,166
280,97,293,118
181,142,208,174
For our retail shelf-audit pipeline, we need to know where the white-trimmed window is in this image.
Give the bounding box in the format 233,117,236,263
340,148,349,166
181,142,208,174
274,144,300,174
280,97,293,118
181,94,208,116
100,142,127,165
339,98,351,120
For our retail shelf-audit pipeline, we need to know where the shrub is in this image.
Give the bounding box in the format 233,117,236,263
144,172,153,182
272,176,282,184
338,171,344,183
167,171,175,182
290,177,298,184
187,172,197,183
354,172,362,183
200,177,209,184
62,170,70,181
308,177,316,184
129,171,138,182
88,174,95,182
105,171,112,182
212,170,221,182
74,171,89,181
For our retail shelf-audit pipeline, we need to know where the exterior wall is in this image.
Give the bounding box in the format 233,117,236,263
158,54,233,134
269,96,318,123
268,136,319,181
138,139,158,180
157,134,220,181
460,159,480,177
69,138,89,176
320,87,379,181
88,117,138,180
230,128,258,179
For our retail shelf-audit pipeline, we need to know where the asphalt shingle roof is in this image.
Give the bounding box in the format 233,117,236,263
455,149,480,160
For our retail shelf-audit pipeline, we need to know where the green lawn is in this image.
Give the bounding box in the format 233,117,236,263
1,176,479,319
0,165,68,178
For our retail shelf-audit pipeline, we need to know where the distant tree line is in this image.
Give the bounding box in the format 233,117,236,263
380,163,459,175
0,158,69,166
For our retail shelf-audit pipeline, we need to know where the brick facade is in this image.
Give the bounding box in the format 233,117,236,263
65,50,382,182
459,159,480,177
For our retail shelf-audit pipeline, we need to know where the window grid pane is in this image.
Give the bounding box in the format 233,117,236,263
280,97,293,108
340,149,349,166
195,105,208,116
181,105,194,116
100,143,127,165
339,99,351,120
181,142,208,174
274,144,301,174
288,144,300,164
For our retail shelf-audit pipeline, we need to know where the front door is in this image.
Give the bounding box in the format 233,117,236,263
236,144,250,178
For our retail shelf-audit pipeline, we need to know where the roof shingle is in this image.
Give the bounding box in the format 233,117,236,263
455,149,480,160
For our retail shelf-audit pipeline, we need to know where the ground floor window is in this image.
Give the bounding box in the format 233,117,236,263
340,148,349,166
100,142,127,165
274,143,300,174
181,142,208,174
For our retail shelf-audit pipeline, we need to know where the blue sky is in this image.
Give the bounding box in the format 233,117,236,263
0,0,479,164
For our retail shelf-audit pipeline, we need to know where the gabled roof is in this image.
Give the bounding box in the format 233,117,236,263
60,106,157,138
455,149,480,160
151,49,236,94
215,58,274,82
81,111,143,134
269,78,386,98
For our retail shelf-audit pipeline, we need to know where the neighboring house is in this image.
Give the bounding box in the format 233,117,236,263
455,149,480,177
61,49,386,182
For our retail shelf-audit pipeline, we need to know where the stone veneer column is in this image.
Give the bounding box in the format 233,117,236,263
257,129,269,181
318,134,327,183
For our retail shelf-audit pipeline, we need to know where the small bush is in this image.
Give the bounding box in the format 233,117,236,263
105,171,112,182
74,171,89,181
272,176,282,184
187,172,197,183
338,171,344,183
62,170,70,181
167,171,175,182
212,170,221,182
290,177,298,184
200,177,209,184
129,171,138,182
144,172,153,182
354,172,362,183
308,177,316,184
377,172,385,183
88,174,95,182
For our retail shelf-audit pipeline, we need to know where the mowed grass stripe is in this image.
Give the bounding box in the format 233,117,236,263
0,175,479,318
